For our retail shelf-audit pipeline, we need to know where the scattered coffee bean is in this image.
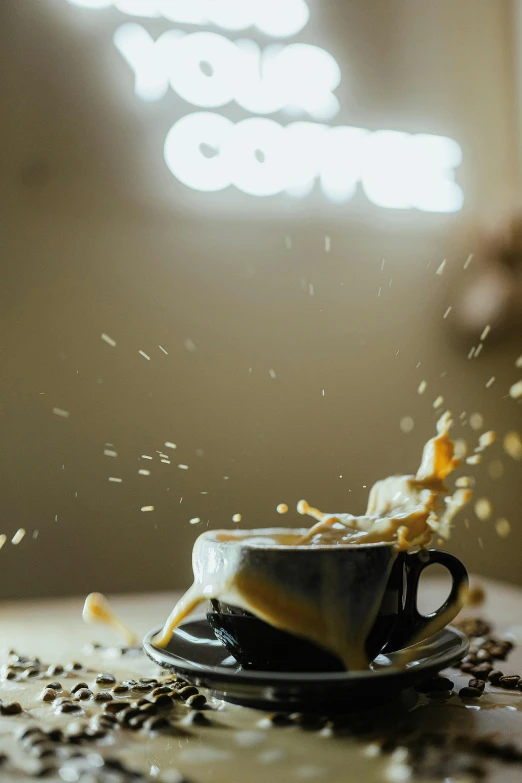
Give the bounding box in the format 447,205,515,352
54,697,72,707
183,711,212,727
185,693,207,710
71,682,89,694
0,753,7,766
468,679,485,692
128,714,149,730
32,762,56,778
1,701,22,715
133,683,154,693
459,662,475,673
133,698,151,707
23,736,50,750
111,684,129,695
104,701,130,714
45,728,63,742
55,703,82,714
18,726,44,741
96,673,116,686
144,716,170,732
66,662,84,672
471,663,493,680
74,688,92,701
85,727,107,740
139,703,158,717
151,694,174,710
139,678,158,685
93,691,113,702
152,686,172,697
47,682,62,691
39,688,57,702
487,670,504,685
459,686,483,699
28,744,56,759
47,665,64,677
499,675,520,689
117,707,142,725
64,722,88,742
179,686,199,700
2,667,17,680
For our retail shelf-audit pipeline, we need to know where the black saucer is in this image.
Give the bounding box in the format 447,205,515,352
144,619,468,712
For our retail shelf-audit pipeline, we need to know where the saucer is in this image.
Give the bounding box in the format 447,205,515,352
144,620,468,712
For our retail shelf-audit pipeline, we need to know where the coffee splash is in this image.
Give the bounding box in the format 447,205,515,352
153,412,490,664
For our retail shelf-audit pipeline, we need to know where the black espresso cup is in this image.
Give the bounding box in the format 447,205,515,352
204,530,468,672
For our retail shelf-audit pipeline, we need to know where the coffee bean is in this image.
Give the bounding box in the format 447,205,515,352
47,682,62,691
95,673,116,686
468,679,485,692
71,682,89,694
23,736,49,750
185,693,207,710
1,701,22,715
24,667,42,679
179,686,199,700
55,703,82,714
183,710,212,726
0,753,7,765
91,715,117,730
93,691,113,702
499,675,520,689
122,679,138,688
133,683,154,693
489,646,507,660
2,667,17,680
128,714,149,730
32,763,56,778
151,686,172,697
74,688,92,701
134,698,150,707
29,744,56,759
104,701,130,714
488,669,504,685
45,728,63,742
459,662,475,673
64,721,88,742
476,649,492,661
471,663,493,680
65,662,84,672
167,690,183,701
47,665,63,676
111,684,129,695
290,713,325,729
84,727,107,740
151,694,174,710
39,688,57,703
17,726,44,741
117,707,142,724
139,678,158,685
54,696,72,707
459,687,482,699
144,716,170,732
139,703,158,717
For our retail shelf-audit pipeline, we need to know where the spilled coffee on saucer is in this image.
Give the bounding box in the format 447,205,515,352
155,412,493,669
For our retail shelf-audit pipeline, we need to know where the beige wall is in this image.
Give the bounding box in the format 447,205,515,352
1,0,521,599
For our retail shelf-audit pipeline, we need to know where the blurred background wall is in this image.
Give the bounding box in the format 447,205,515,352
1,0,521,599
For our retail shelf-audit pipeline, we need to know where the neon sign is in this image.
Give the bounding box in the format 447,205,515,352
66,0,464,212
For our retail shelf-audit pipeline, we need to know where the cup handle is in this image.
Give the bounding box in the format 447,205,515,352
383,549,468,653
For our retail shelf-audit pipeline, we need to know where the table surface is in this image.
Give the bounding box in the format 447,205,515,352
1,577,522,783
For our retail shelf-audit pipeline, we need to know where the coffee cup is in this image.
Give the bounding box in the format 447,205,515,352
202,528,468,671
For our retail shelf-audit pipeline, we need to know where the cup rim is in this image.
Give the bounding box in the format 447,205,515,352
202,527,398,551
